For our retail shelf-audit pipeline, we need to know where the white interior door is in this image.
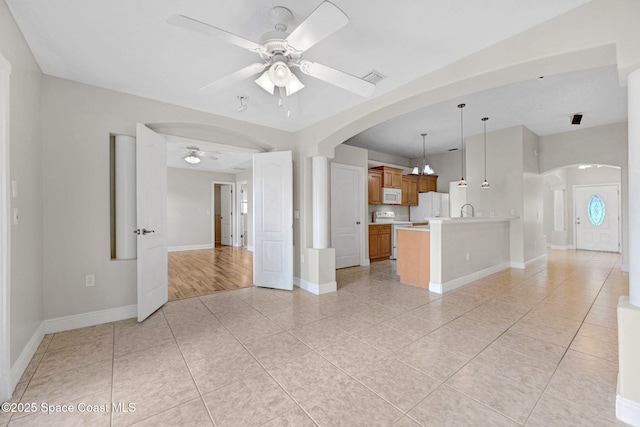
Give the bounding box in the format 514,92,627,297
136,124,168,321
253,151,293,290
331,163,361,268
575,184,620,252
221,184,232,246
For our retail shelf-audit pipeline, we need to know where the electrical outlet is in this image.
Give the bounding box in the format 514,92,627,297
85,274,95,287
466,252,470,261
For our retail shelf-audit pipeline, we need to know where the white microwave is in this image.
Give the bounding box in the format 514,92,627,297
382,188,402,204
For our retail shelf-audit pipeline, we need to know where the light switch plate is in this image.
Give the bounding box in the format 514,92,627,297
11,180,17,198
12,208,18,225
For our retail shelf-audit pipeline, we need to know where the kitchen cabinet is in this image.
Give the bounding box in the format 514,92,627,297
368,170,383,205
418,175,438,193
401,175,419,206
369,166,402,189
369,224,391,261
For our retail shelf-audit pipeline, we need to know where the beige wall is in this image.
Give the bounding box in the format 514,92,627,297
0,0,44,367
166,167,236,248
540,122,628,268
40,76,291,320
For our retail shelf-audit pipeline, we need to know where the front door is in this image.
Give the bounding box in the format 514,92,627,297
253,151,293,290
136,124,168,321
331,163,361,268
220,184,232,246
575,184,620,252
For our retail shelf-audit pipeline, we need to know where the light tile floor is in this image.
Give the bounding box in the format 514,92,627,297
2,250,629,426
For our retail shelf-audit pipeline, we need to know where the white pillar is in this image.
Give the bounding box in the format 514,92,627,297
629,69,640,307
115,135,137,259
312,156,330,249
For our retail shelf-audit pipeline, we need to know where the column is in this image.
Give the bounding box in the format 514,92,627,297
629,68,640,306
312,155,329,249
617,67,640,426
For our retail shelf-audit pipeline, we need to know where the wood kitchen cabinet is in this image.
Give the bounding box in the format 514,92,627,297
368,170,383,205
369,224,392,261
401,175,419,206
418,175,438,193
369,166,402,189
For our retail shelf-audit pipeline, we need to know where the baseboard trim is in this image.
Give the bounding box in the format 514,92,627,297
247,246,254,252
510,261,525,269
44,304,137,334
10,322,45,391
622,264,629,273
429,262,511,294
295,277,336,295
549,244,572,251
361,259,370,266
617,381,640,426
168,244,213,252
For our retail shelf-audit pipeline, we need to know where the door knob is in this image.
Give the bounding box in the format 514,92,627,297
142,228,155,235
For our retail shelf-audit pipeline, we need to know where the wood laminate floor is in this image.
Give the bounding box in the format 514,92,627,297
168,246,253,301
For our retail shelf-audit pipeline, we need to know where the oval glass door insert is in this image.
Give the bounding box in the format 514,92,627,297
588,194,605,227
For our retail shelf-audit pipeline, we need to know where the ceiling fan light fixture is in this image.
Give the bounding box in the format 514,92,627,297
255,70,275,94
268,61,292,87
285,73,305,96
184,154,201,164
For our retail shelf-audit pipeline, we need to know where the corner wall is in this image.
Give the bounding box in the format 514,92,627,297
0,0,44,370
41,75,291,320
166,167,236,249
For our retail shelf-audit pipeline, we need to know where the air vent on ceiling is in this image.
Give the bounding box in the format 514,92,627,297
362,70,386,84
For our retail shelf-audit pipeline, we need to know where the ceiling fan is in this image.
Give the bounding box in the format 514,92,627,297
168,1,376,99
183,146,219,165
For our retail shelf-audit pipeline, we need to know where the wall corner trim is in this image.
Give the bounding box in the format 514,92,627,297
294,277,336,295
617,381,640,426
44,304,137,334
10,322,44,393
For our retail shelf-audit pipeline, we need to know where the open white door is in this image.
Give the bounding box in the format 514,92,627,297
575,184,620,252
331,163,361,268
220,184,232,246
136,124,168,321
253,151,293,290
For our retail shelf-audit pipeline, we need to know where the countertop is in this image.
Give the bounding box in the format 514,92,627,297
396,225,430,232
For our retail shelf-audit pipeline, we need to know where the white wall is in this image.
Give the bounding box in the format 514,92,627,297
0,1,44,368
540,122,628,266
166,167,236,249
522,127,545,262
40,75,290,320
425,151,461,193
543,165,622,249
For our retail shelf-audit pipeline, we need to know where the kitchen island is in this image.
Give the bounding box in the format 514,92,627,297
396,217,512,293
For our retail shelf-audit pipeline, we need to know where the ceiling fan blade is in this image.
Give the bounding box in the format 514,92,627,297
286,1,349,53
299,60,375,97
199,62,267,93
168,14,265,54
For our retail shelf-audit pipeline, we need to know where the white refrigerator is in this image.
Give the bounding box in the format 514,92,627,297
410,192,450,221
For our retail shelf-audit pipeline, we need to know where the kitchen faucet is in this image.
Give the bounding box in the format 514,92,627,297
460,203,475,218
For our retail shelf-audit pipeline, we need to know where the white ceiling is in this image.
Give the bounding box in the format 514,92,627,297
8,0,626,165
164,135,259,173
346,65,628,159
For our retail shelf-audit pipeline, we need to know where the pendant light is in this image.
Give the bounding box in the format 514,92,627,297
411,133,435,175
457,103,467,187
481,117,490,189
